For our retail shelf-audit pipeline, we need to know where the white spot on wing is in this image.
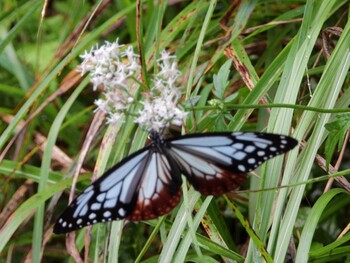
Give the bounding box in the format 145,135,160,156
248,158,256,164
244,145,256,153
254,142,269,148
104,198,117,208
118,208,126,217
257,151,265,156
103,211,111,218
232,143,244,150
232,151,246,160
97,193,106,202
91,203,101,210
238,165,246,172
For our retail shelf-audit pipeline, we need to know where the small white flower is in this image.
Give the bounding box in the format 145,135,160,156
95,98,114,113
135,50,187,132
127,97,134,103
79,39,141,122
106,113,122,124
157,50,176,67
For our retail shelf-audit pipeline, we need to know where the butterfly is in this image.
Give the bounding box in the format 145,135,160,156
53,131,298,234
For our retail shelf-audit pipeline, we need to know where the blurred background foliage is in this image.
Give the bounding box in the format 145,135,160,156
0,0,350,262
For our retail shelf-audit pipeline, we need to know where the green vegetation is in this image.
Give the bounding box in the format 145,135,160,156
0,1,350,262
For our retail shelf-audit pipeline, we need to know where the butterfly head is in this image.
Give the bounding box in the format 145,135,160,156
149,129,166,144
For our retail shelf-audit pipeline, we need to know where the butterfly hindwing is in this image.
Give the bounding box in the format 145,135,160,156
168,132,298,195
127,149,182,221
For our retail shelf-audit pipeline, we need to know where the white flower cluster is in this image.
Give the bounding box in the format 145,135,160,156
79,40,140,124
135,51,187,132
79,40,186,131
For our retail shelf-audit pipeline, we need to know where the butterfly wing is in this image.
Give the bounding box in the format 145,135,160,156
167,132,298,195
53,145,182,234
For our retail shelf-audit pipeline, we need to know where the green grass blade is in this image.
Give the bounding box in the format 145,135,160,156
295,189,348,262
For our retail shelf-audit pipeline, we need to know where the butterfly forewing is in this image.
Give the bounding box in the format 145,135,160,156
53,146,152,234
168,132,298,195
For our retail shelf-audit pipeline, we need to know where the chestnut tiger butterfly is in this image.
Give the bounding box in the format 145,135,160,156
53,131,297,234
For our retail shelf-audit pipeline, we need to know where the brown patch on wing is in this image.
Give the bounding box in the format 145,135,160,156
189,170,247,196
127,187,182,221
